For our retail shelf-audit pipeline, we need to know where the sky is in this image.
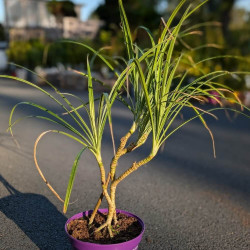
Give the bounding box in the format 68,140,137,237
73,0,104,20
0,0,104,23
0,0,249,24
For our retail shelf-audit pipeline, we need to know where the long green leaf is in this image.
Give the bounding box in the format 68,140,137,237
103,93,115,155
6,65,95,139
137,26,155,47
119,0,134,60
62,41,119,78
8,115,87,147
63,147,87,213
190,104,216,158
86,57,97,145
8,102,90,144
160,107,250,147
134,59,156,147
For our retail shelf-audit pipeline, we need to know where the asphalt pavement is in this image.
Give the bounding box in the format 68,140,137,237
0,79,250,249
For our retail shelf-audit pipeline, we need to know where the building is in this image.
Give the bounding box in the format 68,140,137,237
63,18,104,40
4,0,61,41
5,0,57,28
4,0,103,41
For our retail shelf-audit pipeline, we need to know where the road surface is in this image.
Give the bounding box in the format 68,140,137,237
0,79,250,249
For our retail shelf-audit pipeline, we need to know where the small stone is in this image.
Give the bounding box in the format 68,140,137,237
146,236,152,243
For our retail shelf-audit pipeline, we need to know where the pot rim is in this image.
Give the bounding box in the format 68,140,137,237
65,208,145,247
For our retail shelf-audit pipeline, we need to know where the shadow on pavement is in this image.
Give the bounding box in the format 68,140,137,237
0,175,71,249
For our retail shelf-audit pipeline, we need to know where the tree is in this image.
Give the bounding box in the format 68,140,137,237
0,24,5,41
206,0,236,37
93,0,161,32
166,0,248,90
47,0,76,25
166,0,236,36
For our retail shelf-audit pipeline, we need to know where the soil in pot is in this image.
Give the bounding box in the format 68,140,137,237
67,211,142,244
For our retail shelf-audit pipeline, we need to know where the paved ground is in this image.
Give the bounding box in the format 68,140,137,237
0,79,250,250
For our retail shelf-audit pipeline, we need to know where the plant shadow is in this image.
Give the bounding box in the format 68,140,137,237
0,174,71,249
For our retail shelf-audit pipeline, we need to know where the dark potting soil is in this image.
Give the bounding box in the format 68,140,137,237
67,212,142,244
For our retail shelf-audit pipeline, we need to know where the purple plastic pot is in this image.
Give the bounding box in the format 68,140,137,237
65,209,145,250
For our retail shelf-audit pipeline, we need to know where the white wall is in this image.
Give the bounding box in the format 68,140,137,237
5,0,57,28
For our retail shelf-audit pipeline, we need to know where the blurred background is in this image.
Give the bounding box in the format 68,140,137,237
0,0,249,103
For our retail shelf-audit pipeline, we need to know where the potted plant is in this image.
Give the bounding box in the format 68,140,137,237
2,0,249,249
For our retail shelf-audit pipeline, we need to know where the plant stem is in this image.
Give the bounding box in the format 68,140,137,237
94,152,155,237
113,153,155,187
94,201,116,235
89,173,110,225
89,123,136,225
96,156,112,207
113,210,118,225
96,155,106,186
110,122,136,180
